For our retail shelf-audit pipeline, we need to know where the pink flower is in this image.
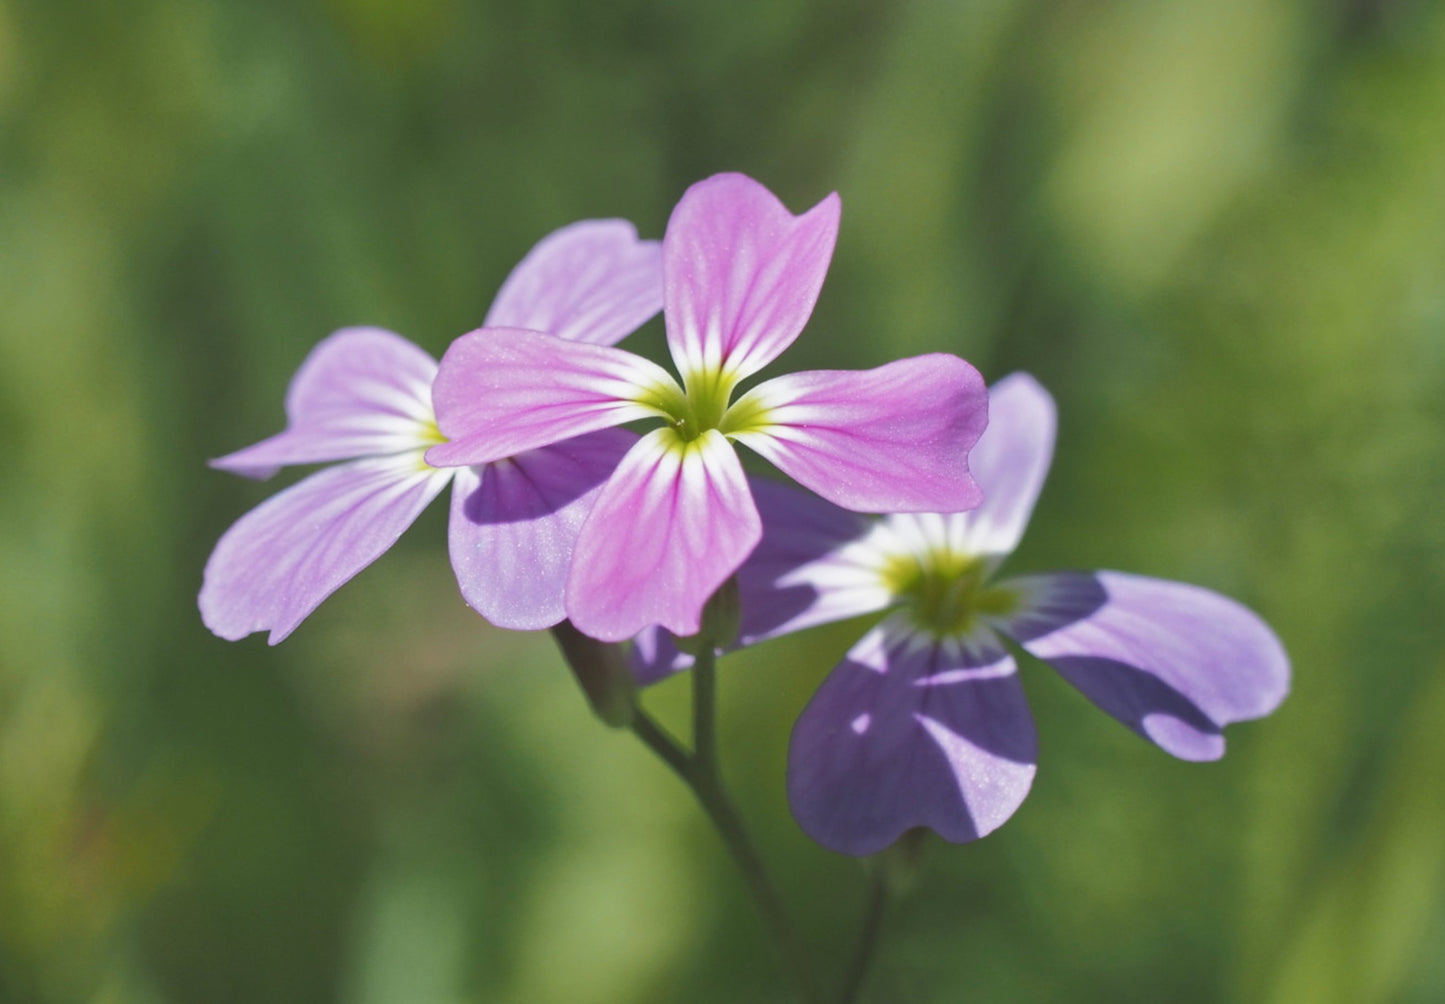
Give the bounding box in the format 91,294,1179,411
201,221,662,642
427,173,990,642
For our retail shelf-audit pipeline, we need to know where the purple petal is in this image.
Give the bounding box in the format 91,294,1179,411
212,328,439,478
729,354,988,512
447,429,637,631
954,372,1057,563
629,626,695,686
1004,571,1291,761
200,453,451,643
426,328,673,466
788,618,1037,856
485,220,663,347
739,479,892,641
567,428,762,642
664,173,840,383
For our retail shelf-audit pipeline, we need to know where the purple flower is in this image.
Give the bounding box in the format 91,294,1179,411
637,373,1290,856
426,173,990,642
200,220,663,643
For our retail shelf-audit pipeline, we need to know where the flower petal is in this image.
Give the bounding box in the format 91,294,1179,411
485,219,663,347
728,354,988,512
426,328,674,466
953,372,1057,564
212,328,439,478
1003,571,1290,761
629,478,890,686
200,453,451,643
788,617,1037,856
447,429,637,631
664,173,840,384
568,428,761,642
740,479,894,641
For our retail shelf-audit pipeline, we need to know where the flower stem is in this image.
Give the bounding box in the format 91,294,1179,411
627,648,823,1004
553,629,824,1003
692,640,718,767
837,863,890,1004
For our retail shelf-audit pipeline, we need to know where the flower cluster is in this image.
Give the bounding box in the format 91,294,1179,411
204,172,1288,856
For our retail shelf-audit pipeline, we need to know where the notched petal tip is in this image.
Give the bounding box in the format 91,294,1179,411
664,174,842,383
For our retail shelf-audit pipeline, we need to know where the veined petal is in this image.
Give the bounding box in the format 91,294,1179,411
200,452,451,644
568,428,761,642
447,429,637,631
426,328,675,466
740,479,894,642
1002,571,1290,761
951,372,1057,565
664,173,840,384
728,354,988,513
629,478,891,686
788,616,1037,856
485,220,663,347
212,328,439,478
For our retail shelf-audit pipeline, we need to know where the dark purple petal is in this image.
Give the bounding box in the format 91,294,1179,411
485,220,663,347
664,173,840,383
729,354,988,513
1003,571,1290,761
567,428,762,642
427,328,670,466
447,429,637,631
954,372,1056,563
200,453,451,643
212,328,438,478
788,618,1037,856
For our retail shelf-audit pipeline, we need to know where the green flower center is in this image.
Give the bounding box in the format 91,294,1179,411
881,548,1019,638
635,369,769,442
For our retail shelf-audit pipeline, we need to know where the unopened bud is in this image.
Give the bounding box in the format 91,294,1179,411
549,621,636,728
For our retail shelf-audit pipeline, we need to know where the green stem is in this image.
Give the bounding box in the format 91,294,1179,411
692,641,718,767
627,654,823,1004
836,864,889,1004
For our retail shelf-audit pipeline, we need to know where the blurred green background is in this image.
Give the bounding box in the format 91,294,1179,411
3,0,1444,1001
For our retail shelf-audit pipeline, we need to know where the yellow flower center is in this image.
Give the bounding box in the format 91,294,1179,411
881,547,1019,638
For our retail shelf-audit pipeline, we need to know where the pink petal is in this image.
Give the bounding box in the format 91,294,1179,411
1002,571,1291,761
212,328,439,478
426,328,673,466
729,354,988,512
664,173,840,384
567,428,762,642
629,477,889,686
788,618,1037,856
200,453,451,644
952,372,1057,563
447,429,637,631
485,219,663,347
